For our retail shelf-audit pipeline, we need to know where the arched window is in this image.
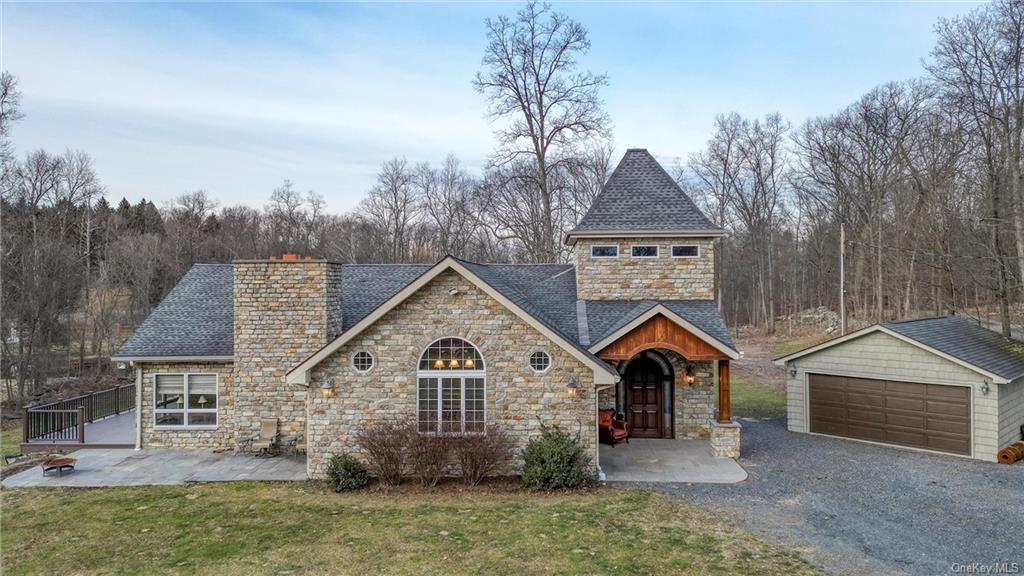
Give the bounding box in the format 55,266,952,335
417,338,485,434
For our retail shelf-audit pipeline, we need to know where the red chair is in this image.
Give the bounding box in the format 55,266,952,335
599,409,630,446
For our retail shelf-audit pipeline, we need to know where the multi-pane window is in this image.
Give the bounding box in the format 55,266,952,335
155,373,218,427
529,351,551,373
672,245,699,258
352,351,374,372
631,245,659,258
417,338,485,434
591,245,618,258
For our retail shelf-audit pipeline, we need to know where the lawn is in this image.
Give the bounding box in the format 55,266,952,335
0,483,819,576
0,426,21,469
730,374,787,419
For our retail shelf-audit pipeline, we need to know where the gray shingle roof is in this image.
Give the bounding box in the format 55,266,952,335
118,259,737,365
585,299,736,351
568,149,720,237
883,315,1024,381
113,264,234,359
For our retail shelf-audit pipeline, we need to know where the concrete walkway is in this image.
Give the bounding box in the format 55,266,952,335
2,448,307,487
600,438,747,483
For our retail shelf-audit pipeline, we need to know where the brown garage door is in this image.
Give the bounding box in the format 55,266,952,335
808,374,971,455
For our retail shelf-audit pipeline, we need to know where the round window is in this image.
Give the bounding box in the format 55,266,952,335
529,351,551,373
352,351,374,372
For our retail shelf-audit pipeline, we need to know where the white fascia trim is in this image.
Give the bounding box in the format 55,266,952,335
287,257,619,387
587,304,740,360
773,325,1010,384
565,230,725,244
112,356,234,363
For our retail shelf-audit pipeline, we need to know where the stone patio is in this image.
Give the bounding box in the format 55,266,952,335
2,448,307,488
599,438,747,483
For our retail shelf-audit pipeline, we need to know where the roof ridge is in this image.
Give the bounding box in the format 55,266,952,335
884,314,963,325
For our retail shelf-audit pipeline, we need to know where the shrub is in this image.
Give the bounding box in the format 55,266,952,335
521,426,594,490
408,433,451,487
452,425,515,486
325,454,370,492
354,420,414,486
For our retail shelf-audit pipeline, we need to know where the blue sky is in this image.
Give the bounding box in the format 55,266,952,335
4,1,979,212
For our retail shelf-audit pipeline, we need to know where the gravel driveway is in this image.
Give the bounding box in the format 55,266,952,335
654,418,1023,576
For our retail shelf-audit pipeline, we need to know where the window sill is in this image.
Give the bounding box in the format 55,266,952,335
153,426,219,431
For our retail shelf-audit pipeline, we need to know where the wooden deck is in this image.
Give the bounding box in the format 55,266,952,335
21,410,136,452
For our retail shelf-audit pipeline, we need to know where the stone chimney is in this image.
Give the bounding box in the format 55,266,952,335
233,255,342,443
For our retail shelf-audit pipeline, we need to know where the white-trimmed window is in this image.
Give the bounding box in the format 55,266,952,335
631,245,659,258
352,351,374,372
529,351,551,373
154,373,218,427
591,245,619,258
672,244,700,258
417,338,485,434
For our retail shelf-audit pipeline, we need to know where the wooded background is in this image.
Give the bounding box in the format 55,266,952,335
3,1,1023,401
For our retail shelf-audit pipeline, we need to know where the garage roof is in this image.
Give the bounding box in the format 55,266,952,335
775,315,1024,384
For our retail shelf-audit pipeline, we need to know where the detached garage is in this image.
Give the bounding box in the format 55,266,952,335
776,315,1024,462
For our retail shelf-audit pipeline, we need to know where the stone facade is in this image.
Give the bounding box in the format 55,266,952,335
785,330,1003,461
233,259,342,444
305,269,596,479
573,237,715,301
139,361,235,449
710,420,741,458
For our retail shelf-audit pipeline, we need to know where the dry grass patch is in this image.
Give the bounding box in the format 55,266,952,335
1,483,820,575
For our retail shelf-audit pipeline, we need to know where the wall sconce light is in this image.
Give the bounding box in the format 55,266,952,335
981,381,990,395
789,366,798,378
685,364,695,385
566,378,579,398
320,378,335,398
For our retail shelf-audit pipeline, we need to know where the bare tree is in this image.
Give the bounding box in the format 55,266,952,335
474,1,610,261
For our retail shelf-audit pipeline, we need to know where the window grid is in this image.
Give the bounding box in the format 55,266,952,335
417,338,485,434
529,351,551,373
591,245,619,258
155,373,218,428
672,245,700,258
631,245,659,258
352,351,374,372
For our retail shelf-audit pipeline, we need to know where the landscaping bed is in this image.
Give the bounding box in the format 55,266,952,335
0,483,820,575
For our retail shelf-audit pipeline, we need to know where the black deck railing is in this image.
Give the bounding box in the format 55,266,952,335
23,384,135,444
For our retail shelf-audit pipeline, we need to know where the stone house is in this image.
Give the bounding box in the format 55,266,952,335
113,149,741,478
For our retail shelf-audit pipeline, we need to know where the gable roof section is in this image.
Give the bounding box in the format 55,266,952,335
287,257,620,386
112,264,234,361
566,149,722,242
586,301,739,360
774,315,1024,384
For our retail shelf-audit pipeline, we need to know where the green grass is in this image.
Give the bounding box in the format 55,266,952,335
730,375,787,419
0,426,21,469
0,483,820,576
774,335,830,356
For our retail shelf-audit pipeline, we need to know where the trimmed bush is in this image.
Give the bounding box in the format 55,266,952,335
325,454,370,492
452,424,515,486
408,433,451,487
354,420,414,486
521,426,594,490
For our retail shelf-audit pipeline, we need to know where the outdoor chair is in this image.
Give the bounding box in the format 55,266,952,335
249,418,279,457
599,409,629,446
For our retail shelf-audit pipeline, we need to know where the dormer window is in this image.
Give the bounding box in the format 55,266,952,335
631,245,659,258
591,245,618,258
672,245,700,258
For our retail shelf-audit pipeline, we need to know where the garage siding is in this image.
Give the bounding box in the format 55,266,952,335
998,378,1024,448
786,331,1001,461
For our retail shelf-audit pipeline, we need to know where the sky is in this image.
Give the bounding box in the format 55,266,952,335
3,1,982,213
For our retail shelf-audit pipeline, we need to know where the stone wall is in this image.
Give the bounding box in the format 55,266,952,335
139,361,235,449
306,269,597,479
573,237,715,300
233,259,342,444
667,353,715,439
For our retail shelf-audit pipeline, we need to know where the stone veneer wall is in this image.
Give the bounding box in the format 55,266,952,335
305,269,597,479
573,237,715,300
233,259,342,444
139,361,235,449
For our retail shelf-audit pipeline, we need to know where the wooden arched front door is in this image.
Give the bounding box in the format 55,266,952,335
624,356,668,438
